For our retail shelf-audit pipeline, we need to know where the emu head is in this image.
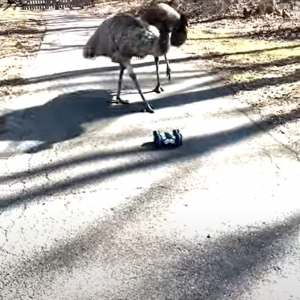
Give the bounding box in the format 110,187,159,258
170,13,188,47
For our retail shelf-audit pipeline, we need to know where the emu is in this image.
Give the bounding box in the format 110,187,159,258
140,2,188,93
83,13,171,114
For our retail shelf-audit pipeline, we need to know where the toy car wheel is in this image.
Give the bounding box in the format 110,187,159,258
176,135,183,146
173,129,182,146
153,130,162,148
156,135,163,148
178,134,183,146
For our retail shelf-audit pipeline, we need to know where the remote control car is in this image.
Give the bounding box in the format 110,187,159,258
153,129,183,148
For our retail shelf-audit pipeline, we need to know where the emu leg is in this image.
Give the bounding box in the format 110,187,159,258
152,56,164,93
164,54,171,81
126,63,154,113
115,63,129,104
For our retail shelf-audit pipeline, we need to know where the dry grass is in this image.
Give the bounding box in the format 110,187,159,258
0,7,45,101
82,0,151,17
182,24,300,85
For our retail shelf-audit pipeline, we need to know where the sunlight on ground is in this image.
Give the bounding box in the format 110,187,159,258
182,25,300,83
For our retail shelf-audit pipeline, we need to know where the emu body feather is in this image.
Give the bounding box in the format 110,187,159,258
83,13,171,113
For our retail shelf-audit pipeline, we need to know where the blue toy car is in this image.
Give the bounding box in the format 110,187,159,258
153,129,183,148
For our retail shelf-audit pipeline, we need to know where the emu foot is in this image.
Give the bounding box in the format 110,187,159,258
140,102,155,113
152,85,164,93
166,67,171,81
111,97,129,105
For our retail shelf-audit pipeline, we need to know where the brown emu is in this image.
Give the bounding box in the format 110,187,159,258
140,2,188,93
83,13,171,113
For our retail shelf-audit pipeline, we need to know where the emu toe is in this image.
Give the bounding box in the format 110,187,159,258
140,102,155,113
146,102,155,113
166,67,171,81
153,84,164,93
114,97,129,105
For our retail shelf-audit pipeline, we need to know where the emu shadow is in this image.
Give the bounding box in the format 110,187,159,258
0,89,141,153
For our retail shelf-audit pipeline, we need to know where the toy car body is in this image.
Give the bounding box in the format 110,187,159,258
153,130,183,148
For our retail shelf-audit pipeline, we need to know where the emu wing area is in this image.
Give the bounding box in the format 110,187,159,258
86,14,160,63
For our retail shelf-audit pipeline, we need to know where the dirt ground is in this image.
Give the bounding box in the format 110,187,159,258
0,6,45,103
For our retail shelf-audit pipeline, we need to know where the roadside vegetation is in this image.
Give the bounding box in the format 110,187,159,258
0,6,45,102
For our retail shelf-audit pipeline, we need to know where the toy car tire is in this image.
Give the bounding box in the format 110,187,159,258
173,129,183,146
153,130,162,148
176,135,183,146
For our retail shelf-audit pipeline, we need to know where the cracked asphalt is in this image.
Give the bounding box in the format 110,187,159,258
0,10,300,300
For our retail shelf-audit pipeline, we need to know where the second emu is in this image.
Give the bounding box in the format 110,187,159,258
83,13,171,113
140,2,188,93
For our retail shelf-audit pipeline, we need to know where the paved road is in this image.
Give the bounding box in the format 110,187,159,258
0,10,300,300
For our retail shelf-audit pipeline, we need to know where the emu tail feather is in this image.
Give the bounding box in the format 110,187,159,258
83,45,95,59
83,30,99,59
83,39,96,59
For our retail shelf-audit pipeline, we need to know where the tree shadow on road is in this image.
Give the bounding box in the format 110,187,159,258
140,213,300,300
2,165,299,299
1,95,300,298
0,89,144,153
1,54,299,98
1,76,300,156
0,57,200,88
0,67,220,154
1,104,300,209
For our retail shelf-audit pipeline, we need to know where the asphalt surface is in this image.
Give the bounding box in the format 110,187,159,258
0,10,300,300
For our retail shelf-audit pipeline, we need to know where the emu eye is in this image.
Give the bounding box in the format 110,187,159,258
173,24,180,31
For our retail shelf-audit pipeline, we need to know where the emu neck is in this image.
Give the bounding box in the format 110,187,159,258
158,29,170,56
